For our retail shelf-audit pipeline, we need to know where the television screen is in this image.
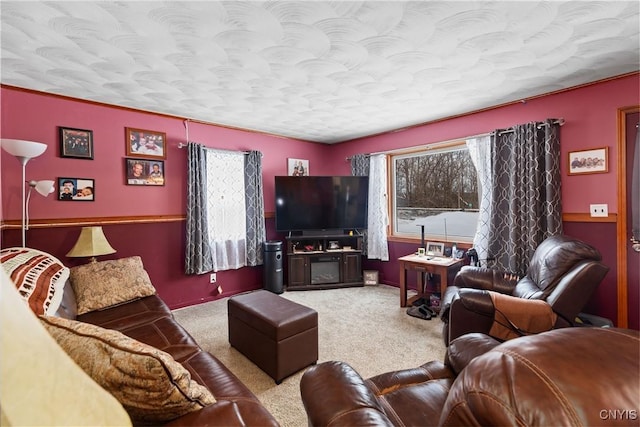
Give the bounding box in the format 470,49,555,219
275,176,369,233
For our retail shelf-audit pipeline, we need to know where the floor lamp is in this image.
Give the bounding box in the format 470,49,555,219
1,139,53,247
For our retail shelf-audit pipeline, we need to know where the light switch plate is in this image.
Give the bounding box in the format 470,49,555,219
590,204,608,217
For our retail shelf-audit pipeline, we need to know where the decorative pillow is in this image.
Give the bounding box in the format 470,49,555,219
40,316,215,424
0,247,69,316
69,256,156,315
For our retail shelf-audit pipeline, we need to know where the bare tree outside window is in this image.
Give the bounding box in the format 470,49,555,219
392,144,479,241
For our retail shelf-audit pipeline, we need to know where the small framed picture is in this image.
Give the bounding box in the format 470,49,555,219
363,270,379,286
288,158,309,176
59,127,93,159
57,177,95,201
568,147,608,175
426,242,444,257
125,158,165,186
125,127,166,159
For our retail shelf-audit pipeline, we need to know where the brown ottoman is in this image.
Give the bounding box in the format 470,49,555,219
228,290,318,384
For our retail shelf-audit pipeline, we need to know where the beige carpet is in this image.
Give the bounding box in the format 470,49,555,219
173,285,446,427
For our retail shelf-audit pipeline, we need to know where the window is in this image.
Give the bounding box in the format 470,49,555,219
391,141,479,242
205,150,247,271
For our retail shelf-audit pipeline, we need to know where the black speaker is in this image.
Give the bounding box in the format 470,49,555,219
263,240,283,294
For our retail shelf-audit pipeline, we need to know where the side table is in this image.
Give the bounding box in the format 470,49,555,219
398,254,463,307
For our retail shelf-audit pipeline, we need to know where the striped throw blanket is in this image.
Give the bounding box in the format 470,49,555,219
1,247,69,316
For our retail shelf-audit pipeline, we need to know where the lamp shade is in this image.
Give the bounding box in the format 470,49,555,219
30,180,55,197
1,139,47,160
66,227,116,261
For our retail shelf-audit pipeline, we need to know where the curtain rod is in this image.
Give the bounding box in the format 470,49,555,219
177,142,251,155
346,117,565,161
179,120,253,154
345,131,492,161
497,118,565,136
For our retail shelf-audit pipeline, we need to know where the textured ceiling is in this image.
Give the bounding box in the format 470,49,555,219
1,1,639,143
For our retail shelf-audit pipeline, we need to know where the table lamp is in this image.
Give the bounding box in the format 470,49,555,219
66,226,116,263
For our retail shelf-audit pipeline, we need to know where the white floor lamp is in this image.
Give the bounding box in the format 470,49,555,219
1,139,54,247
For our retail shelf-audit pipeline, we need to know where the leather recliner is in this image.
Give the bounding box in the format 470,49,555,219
300,327,639,426
439,234,609,346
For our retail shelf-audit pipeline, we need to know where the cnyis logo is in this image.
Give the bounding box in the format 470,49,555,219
599,410,638,421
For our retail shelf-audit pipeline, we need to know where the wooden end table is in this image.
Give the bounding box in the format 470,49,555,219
398,254,464,307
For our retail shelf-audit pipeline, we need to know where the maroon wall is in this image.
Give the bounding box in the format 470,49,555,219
1,218,287,309
2,75,639,321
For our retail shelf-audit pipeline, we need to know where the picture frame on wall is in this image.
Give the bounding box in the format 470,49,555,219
57,177,95,201
125,158,165,186
568,147,609,175
125,127,166,159
288,158,309,176
59,127,93,159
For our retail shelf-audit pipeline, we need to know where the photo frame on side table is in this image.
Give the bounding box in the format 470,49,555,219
426,242,444,257
125,158,165,186
568,147,608,175
125,127,166,159
59,127,93,159
57,177,95,201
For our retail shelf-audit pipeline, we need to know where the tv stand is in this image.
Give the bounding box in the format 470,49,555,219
301,229,343,237
285,234,363,290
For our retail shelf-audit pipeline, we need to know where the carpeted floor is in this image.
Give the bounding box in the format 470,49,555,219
172,284,447,427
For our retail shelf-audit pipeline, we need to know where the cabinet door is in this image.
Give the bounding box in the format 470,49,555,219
342,252,362,283
288,255,308,287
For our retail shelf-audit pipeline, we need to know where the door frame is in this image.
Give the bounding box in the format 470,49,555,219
616,105,639,328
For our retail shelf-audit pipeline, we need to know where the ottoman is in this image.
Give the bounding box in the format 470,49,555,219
228,290,318,384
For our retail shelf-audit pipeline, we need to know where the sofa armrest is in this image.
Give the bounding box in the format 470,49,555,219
445,333,502,375
300,361,394,427
453,266,520,294
163,399,279,427
444,289,496,345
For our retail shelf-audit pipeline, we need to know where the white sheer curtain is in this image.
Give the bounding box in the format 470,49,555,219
367,154,389,261
466,135,492,265
205,150,247,271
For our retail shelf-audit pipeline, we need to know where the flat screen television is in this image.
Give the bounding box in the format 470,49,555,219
275,176,369,234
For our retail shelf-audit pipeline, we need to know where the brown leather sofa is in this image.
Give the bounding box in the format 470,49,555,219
2,248,278,426
440,234,609,345
78,294,279,426
300,327,639,426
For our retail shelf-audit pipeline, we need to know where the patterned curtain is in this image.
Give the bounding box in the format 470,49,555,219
466,135,492,265
487,119,562,275
245,151,265,266
350,154,369,176
185,142,213,274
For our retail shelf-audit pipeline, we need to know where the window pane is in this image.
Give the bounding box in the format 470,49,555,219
392,145,479,242
205,151,246,241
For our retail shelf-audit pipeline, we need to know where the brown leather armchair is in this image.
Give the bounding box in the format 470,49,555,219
300,328,639,426
439,234,609,346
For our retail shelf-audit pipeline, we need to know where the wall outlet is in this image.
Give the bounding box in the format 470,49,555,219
209,273,217,283
590,204,608,217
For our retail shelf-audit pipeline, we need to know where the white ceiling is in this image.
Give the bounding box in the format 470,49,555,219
1,1,639,144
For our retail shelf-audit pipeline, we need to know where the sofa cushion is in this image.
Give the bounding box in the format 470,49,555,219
0,247,69,316
69,256,156,315
78,295,172,331
40,315,216,424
